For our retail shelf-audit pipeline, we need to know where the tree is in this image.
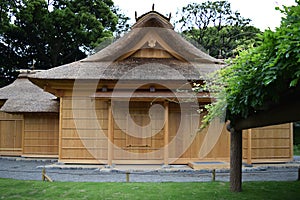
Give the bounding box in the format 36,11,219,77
177,1,260,58
0,0,128,87
199,1,300,192
0,0,19,87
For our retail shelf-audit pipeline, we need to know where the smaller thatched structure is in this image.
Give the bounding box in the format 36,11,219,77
0,70,58,113
0,70,59,157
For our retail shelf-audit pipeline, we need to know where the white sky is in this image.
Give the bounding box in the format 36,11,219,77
113,0,296,30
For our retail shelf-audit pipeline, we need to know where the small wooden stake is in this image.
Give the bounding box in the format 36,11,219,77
126,171,130,182
42,168,46,181
42,168,53,182
212,169,216,181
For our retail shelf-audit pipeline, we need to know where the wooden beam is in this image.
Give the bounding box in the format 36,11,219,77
164,101,169,166
92,91,211,103
58,97,63,161
247,129,252,165
43,86,64,97
107,100,114,166
21,118,25,154
229,127,243,192
234,100,300,131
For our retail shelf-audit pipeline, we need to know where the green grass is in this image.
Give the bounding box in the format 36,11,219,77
0,179,299,200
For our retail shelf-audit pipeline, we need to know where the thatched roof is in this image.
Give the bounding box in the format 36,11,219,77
30,11,223,82
0,70,58,113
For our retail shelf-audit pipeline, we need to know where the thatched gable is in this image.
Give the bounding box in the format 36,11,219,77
29,11,223,83
0,70,58,113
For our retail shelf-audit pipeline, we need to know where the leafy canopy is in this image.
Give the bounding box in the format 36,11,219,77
0,0,129,87
177,1,260,58
201,1,300,126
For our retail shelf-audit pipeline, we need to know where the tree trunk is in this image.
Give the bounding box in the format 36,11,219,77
230,128,243,192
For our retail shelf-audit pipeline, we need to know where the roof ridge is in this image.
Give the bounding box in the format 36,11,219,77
132,11,173,29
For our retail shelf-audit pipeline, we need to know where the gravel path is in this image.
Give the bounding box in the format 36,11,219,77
0,157,299,182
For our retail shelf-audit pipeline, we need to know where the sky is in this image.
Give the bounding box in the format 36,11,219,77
113,0,296,30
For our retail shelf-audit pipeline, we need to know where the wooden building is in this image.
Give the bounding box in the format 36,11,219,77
29,11,293,165
0,70,59,157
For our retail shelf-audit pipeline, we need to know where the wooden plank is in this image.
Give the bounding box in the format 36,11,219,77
62,119,108,130
132,49,173,58
164,101,169,165
61,137,107,140
249,158,293,163
24,145,58,147
24,137,58,140
171,157,230,164
110,160,163,165
251,146,291,149
62,98,108,109
0,112,23,120
0,151,22,156
62,147,107,150
0,148,22,151
21,154,58,158
107,101,113,166
58,159,109,164
61,138,107,147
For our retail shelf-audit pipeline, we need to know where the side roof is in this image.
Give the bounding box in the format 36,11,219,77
0,70,58,113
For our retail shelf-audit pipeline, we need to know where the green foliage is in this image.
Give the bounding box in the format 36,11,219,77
0,178,299,199
294,145,300,155
177,1,260,58
0,0,129,87
202,1,300,126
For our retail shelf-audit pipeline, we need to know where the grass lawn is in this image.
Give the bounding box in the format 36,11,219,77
0,178,299,200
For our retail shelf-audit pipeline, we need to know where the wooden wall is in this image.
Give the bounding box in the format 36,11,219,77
60,96,109,163
59,98,231,164
58,95,293,164
0,112,23,156
168,103,230,164
243,124,293,164
22,113,59,157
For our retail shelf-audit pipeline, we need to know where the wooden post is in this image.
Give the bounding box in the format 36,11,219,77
247,129,252,165
229,127,243,192
164,101,169,166
58,97,63,161
290,123,294,160
107,100,113,166
21,117,25,155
